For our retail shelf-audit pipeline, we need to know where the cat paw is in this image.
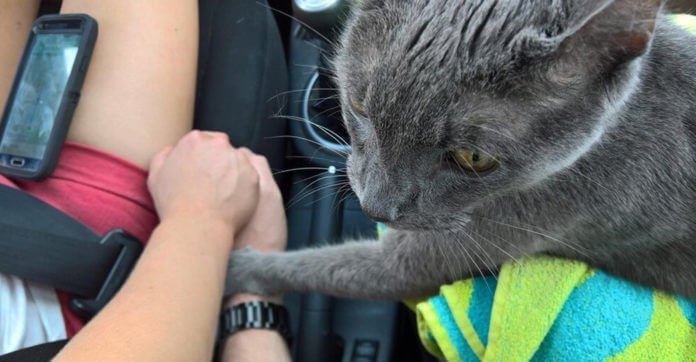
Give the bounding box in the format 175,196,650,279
225,248,274,296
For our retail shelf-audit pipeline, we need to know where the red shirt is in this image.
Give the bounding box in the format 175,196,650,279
0,143,158,336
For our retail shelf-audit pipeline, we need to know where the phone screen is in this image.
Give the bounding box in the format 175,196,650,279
0,33,80,162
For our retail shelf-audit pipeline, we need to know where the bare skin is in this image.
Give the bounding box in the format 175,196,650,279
56,131,261,361
0,0,291,359
60,0,198,169
223,150,291,362
55,136,292,361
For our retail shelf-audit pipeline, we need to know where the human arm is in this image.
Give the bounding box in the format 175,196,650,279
221,151,292,362
55,131,260,362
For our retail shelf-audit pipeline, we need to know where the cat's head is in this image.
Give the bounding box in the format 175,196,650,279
335,0,662,230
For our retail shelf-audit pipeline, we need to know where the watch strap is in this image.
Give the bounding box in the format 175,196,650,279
221,300,292,345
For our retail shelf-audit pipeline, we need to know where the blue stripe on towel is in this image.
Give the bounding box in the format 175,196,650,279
533,272,653,361
468,276,497,347
677,296,696,328
432,295,479,361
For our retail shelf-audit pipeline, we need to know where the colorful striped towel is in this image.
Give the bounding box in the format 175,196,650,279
413,256,696,361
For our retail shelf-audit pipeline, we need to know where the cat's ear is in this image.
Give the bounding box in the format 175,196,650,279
518,0,662,65
561,0,662,62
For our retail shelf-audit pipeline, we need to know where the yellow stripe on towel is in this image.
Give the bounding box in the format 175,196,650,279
609,293,696,361
417,301,451,361
484,257,589,362
441,281,486,359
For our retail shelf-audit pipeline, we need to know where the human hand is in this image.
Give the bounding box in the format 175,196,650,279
228,149,287,305
234,149,287,253
147,131,260,241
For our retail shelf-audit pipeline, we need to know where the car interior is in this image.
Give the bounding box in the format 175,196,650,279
2,0,431,361
225,1,438,360
193,0,439,360
13,0,695,361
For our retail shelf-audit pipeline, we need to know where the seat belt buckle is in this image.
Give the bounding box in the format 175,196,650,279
70,229,143,319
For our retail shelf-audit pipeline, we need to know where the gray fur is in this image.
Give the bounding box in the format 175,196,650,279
228,0,696,300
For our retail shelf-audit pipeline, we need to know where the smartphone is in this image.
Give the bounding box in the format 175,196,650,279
0,14,97,180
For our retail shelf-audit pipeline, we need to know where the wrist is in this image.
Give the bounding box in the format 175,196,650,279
220,298,292,347
225,293,283,308
156,214,236,252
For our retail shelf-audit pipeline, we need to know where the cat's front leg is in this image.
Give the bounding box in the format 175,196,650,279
225,228,504,300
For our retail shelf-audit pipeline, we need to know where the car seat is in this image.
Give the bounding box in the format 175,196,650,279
196,0,288,167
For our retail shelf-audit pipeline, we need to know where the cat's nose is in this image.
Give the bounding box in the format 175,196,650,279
361,204,400,223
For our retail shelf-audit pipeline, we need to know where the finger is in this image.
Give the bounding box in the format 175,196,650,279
147,146,173,192
236,149,257,178
181,129,202,144
237,147,254,158
236,148,271,181
148,146,173,174
200,131,230,144
249,154,274,185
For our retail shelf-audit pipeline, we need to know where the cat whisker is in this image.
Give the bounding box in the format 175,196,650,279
287,175,349,209
460,229,499,281
435,237,458,285
338,183,353,208
287,173,345,207
447,218,493,288
274,114,351,148
306,95,341,104
469,229,523,264
303,37,339,57
311,95,342,109
255,1,339,49
267,88,341,103
293,172,330,186
267,89,318,102
309,104,344,120
290,98,341,107
294,181,353,211
452,239,470,283
289,181,350,211
285,117,349,149
321,109,347,125
457,237,492,293
265,135,350,156
292,63,335,74
474,216,590,258
274,166,345,176
286,154,348,166
331,185,355,213
291,168,348,186
336,190,355,208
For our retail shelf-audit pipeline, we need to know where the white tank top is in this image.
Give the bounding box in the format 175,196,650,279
0,273,66,354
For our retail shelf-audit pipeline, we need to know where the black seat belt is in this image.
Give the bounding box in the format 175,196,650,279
0,184,142,318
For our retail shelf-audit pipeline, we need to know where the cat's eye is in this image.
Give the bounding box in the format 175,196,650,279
452,149,498,174
350,98,368,118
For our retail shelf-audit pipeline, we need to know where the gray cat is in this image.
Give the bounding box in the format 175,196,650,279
228,0,696,300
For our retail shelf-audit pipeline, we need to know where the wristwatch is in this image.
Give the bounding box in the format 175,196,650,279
220,300,292,345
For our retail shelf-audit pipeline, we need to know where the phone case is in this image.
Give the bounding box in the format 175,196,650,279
0,14,98,180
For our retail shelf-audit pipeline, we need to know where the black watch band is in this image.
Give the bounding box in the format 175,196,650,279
220,300,292,345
